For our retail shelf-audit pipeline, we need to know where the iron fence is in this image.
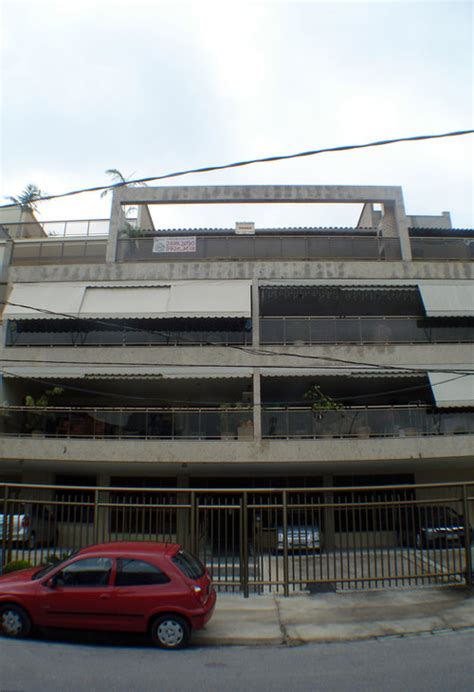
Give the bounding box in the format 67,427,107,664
1,482,472,595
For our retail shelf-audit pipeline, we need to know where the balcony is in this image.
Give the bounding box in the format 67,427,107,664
0,406,254,440
410,236,474,261
260,316,474,345
262,406,474,439
5,219,109,265
2,405,473,441
10,237,108,265
116,234,402,262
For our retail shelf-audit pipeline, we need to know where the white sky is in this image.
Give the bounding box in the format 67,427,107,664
1,0,473,229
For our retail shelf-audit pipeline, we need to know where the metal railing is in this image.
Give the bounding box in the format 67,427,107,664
411,237,474,261
0,406,254,440
4,219,109,238
260,316,474,345
1,482,472,594
2,405,474,440
117,234,402,262
6,326,252,348
262,406,474,439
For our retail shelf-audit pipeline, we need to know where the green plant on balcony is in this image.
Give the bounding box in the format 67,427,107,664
303,384,342,415
24,387,64,434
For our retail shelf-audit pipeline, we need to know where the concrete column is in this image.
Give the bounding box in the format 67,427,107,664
322,474,335,550
251,279,260,347
253,369,261,441
105,192,126,263
382,196,412,261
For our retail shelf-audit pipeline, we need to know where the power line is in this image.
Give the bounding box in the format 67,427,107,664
1,129,473,208
2,298,474,375
0,370,467,407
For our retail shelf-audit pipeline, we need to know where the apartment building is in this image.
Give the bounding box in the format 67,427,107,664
0,184,473,500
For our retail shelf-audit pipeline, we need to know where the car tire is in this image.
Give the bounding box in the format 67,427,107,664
0,604,32,639
150,614,191,649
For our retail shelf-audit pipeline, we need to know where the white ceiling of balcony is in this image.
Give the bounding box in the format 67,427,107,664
419,283,474,317
4,281,251,320
428,371,474,407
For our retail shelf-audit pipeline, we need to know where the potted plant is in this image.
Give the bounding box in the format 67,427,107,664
24,387,64,435
303,384,342,437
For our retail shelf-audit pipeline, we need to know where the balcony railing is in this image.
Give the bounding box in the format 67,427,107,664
260,316,474,345
0,406,254,440
4,219,110,238
10,238,108,265
262,406,474,439
411,237,474,261
2,405,474,441
117,235,402,262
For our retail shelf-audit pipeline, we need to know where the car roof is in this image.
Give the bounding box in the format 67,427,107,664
77,541,181,558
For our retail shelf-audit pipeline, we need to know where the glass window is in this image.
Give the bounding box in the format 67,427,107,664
115,558,170,586
172,549,205,579
56,557,113,587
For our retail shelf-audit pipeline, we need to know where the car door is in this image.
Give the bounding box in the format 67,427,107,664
39,556,115,630
110,558,176,632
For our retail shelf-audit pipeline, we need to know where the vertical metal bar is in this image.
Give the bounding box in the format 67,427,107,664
282,490,289,597
190,492,197,555
2,485,8,568
93,488,100,544
462,485,473,587
241,492,249,597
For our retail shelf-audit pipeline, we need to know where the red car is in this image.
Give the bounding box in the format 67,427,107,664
0,541,216,649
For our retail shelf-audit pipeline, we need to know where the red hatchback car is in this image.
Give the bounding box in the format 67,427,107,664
0,542,216,649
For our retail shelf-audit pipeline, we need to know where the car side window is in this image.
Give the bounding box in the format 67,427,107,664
115,558,170,587
56,557,113,587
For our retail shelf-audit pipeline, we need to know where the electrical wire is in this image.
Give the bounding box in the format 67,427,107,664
1,129,473,208
2,299,474,376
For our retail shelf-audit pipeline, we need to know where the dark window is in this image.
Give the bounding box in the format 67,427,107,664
115,558,170,586
172,549,205,579
56,557,112,587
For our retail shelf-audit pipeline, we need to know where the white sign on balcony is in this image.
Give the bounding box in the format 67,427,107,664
153,237,197,253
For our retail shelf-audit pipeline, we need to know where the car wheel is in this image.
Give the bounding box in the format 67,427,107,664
150,614,191,649
0,604,32,639
27,532,37,550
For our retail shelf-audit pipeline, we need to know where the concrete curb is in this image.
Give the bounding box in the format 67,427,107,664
193,588,474,647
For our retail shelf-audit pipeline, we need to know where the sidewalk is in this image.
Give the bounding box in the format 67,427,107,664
194,587,474,646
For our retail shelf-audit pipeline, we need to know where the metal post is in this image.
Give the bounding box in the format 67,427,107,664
93,489,100,544
282,490,289,597
190,492,197,555
241,492,249,598
1,486,8,569
462,485,473,587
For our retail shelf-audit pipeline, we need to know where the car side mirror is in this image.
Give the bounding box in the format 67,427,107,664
45,576,57,589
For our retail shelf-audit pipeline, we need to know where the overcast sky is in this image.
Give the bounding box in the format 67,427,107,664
1,0,473,230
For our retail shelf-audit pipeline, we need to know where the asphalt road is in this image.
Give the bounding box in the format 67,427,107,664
1,629,473,692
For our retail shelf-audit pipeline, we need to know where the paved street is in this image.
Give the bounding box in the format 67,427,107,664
1,629,473,692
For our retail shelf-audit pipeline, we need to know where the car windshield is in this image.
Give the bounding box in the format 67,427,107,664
31,551,80,580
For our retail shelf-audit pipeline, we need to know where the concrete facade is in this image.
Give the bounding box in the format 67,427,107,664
0,184,473,491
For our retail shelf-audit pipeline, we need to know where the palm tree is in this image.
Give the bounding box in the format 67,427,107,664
6,183,44,212
100,169,147,198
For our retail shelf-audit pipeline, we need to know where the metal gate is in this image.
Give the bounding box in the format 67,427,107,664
1,482,473,594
